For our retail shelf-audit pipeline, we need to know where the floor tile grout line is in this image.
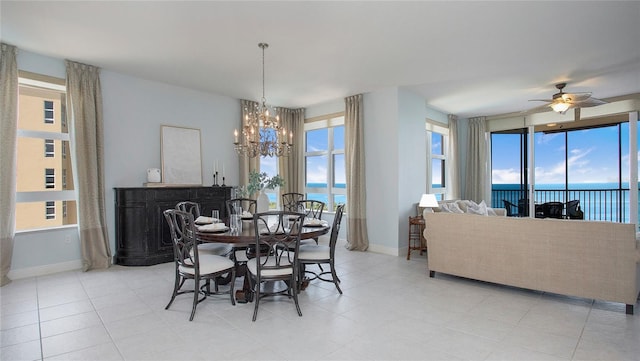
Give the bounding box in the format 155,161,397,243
79,271,127,361
35,276,44,361
570,299,594,361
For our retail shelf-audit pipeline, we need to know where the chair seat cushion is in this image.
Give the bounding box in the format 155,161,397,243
298,245,330,261
179,254,234,275
234,249,249,262
247,258,293,277
197,243,232,256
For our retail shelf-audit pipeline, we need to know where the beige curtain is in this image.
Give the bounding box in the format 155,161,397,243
465,116,487,203
0,43,18,286
344,94,369,251
65,60,111,271
278,107,305,194
238,99,260,189
446,114,460,199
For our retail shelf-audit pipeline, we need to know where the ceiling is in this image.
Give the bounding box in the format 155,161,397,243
2,1,639,118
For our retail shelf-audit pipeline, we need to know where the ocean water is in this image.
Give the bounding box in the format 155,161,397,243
492,182,637,222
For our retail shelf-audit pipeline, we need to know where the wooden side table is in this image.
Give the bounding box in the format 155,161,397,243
407,215,427,260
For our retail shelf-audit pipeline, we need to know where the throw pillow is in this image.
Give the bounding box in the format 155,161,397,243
467,200,489,216
439,202,451,213
447,202,464,214
456,200,470,213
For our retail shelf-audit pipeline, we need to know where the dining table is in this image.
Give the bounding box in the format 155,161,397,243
196,217,331,302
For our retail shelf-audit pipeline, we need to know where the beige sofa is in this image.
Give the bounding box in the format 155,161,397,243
424,212,640,314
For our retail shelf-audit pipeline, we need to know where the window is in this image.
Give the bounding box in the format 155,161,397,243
491,118,631,222
16,72,77,231
426,120,449,200
259,152,279,210
45,168,55,189
45,201,56,220
44,100,54,124
304,113,346,211
44,139,54,157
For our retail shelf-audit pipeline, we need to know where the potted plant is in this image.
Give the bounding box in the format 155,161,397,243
238,171,285,212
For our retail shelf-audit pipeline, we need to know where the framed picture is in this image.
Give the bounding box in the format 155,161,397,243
161,125,202,185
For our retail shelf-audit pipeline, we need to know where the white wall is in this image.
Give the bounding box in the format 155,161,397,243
101,70,240,256
10,50,448,277
10,50,240,277
363,88,400,254
397,88,429,252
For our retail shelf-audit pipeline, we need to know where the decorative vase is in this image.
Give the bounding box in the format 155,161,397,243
257,190,270,213
147,168,161,183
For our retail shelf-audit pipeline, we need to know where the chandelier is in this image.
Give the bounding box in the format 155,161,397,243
234,43,292,158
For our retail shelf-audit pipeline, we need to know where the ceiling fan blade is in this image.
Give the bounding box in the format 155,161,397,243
573,97,607,107
561,92,592,103
528,99,553,103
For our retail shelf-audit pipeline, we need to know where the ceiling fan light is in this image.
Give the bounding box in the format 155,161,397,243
551,102,570,114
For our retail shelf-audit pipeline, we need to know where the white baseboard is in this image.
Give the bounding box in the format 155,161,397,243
8,260,83,280
362,243,399,256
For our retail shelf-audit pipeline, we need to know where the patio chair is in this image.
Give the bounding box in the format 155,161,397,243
566,200,584,219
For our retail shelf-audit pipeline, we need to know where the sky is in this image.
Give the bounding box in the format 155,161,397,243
490,123,633,185
261,126,345,186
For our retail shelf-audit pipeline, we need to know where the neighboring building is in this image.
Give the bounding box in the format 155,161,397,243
16,78,77,230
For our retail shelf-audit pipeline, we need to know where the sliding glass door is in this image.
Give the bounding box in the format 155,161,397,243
493,122,630,222
491,128,529,215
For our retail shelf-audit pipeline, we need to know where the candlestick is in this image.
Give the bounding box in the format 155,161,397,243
222,176,226,187
234,129,239,143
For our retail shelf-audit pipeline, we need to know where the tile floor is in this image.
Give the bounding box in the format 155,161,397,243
1,241,639,361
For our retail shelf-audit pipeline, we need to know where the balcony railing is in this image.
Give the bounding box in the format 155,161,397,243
492,187,631,223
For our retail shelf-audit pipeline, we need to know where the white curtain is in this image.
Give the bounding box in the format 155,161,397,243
344,94,369,251
465,116,488,203
66,60,111,271
0,43,18,286
446,114,460,200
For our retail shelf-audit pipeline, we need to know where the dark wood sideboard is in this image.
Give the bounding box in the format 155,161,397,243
114,186,232,266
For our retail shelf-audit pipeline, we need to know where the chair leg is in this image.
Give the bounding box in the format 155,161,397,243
330,260,342,294
251,276,260,322
165,270,181,310
292,275,303,317
190,275,201,321
229,269,236,306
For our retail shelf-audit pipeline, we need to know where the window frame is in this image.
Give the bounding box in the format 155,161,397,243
44,100,54,124
45,201,56,220
44,139,55,157
426,119,449,200
16,71,77,232
303,112,346,212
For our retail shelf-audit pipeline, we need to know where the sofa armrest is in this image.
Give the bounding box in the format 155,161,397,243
491,208,507,217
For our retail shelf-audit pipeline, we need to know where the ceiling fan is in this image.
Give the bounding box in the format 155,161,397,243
529,83,607,114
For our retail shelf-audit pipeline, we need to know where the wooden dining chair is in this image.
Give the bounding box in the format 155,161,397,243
281,192,304,212
298,204,345,294
176,201,231,256
163,209,236,321
296,199,325,245
225,198,257,217
246,211,305,321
